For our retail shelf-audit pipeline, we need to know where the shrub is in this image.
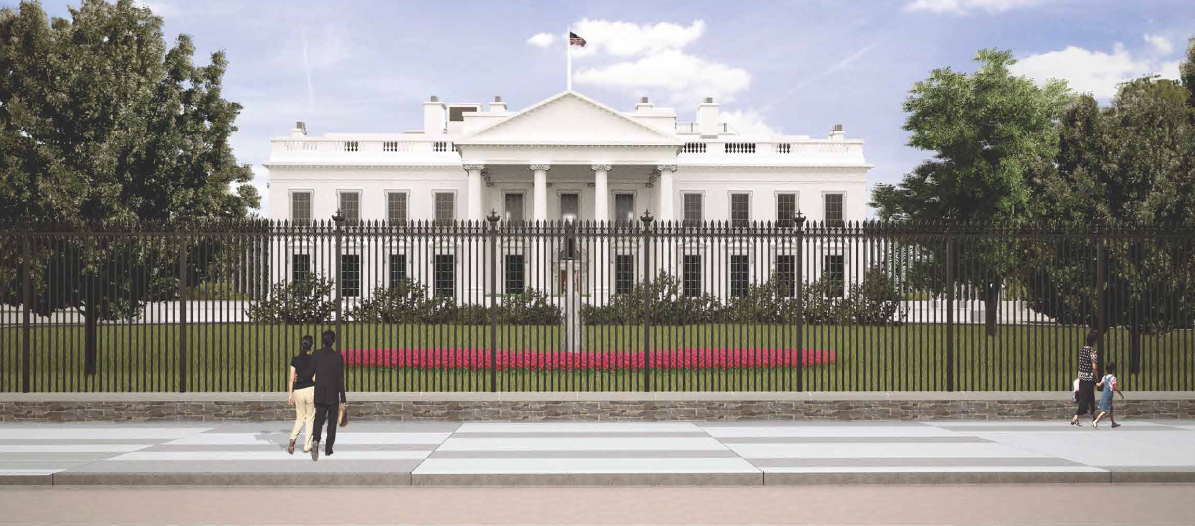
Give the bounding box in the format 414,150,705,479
802,279,851,324
349,279,454,323
498,288,562,325
583,271,723,325
846,268,904,325
246,276,335,324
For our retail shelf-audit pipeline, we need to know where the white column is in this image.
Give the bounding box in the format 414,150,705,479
657,164,677,222
463,164,485,222
531,164,550,221
592,164,610,222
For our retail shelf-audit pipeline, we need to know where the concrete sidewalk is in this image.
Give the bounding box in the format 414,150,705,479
1,420,1192,486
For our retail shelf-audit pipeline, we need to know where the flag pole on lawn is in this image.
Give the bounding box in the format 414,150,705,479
566,26,572,91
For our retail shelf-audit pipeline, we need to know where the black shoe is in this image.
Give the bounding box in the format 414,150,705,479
311,442,320,461
325,446,334,457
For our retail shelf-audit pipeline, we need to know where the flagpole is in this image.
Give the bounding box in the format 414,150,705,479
566,26,572,91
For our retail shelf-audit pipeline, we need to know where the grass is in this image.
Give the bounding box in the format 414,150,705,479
1,323,1192,393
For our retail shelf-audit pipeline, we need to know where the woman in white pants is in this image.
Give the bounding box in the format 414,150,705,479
287,335,316,454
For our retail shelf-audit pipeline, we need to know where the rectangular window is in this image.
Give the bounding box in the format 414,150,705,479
340,255,360,298
434,254,455,297
339,191,360,226
387,192,408,224
615,255,635,295
389,254,406,289
291,192,312,225
434,192,455,226
504,254,525,294
504,193,525,224
777,193,797,227
682,193,703,227
775,255,796,298
730,193,750,227
824,193,844,227
730,255,749,298
614,193,635,225
824,255,845,298
292,254,310,282
560,193,579,223
682,255,702,298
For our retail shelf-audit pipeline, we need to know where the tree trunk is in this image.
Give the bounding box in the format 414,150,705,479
84,301,98,376
984,280,1001,337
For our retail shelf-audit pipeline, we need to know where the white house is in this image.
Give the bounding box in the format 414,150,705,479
264,90,873,305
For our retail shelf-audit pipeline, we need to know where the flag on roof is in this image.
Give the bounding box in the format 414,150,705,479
569,32,586,47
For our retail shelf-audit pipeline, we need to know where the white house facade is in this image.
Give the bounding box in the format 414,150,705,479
264,90,872,306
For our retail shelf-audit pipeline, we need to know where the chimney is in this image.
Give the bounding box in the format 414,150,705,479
636,96,654,111
697,96,720,134
829,123,845,141
489,95,507,114
423,95,446,135
290,121,307,137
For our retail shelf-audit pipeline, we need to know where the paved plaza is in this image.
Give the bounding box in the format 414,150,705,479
1,420,1192,486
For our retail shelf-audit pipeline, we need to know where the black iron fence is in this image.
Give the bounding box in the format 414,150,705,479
2,217,1192,393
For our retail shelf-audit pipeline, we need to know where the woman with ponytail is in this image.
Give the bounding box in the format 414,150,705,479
287,335,316,454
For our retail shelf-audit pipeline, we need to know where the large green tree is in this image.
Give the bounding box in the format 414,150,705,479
870,49,1072,335
0,0,258,375
1025,38,1195,372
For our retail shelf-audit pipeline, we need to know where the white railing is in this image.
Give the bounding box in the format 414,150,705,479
676,140,863,157
273,139,458,155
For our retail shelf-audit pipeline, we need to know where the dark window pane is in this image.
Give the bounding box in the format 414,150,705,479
730,193,749,227
505,254,525,294
434,254,455,297
291,192,312,225
824,254,844,297
292,254,310,283
682,255,702,297
434,193,454,225
775,255,795,298
388,193,407,224
504,193,524,224
730,255,749,298
825,193,844,227
340,255,360,298
614,194,635,225
560,193,579,222
777,193,796,227
339,192,360,226
683,194,702,226
615,255,635,295
389,254,406,289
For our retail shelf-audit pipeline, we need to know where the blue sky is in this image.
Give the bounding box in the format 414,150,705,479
7,0,1194,216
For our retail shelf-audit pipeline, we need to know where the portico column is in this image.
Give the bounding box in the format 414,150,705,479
657,164,677,222
463,164,485,222
531,164,550,222
592,164,610,222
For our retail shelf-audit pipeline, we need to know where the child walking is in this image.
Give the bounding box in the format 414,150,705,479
1093,363,1125,429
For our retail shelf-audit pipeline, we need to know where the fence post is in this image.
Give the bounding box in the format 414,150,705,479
21,231,31,393
641,210,654,392
178,236,188,393
487,210,500,392
945,228,956,392
793,211,806,392
333,210,344,350
1096,232,1107,375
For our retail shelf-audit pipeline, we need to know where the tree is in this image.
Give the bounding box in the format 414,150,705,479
0,0,259,375
1025,43,1195,372
870,49,1072,336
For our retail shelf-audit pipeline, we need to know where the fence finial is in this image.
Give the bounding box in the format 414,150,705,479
331,209,345,225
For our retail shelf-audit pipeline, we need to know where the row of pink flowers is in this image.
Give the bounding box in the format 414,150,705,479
343,348,836,371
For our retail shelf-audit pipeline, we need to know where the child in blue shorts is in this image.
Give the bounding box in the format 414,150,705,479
1093,362,1125,429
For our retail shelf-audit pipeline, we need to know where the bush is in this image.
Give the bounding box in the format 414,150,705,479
583,271,723,325
498,288,562,325
846,268,904,325
246,276,335,324
349,279,455,323
802,279,851,324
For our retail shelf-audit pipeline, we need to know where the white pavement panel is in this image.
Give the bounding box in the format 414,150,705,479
455,423,700,434
703,425,959,439
413,457,760,474
0,427,211,440
110,450,433,461
437,437,729,452
727,442,1054,459
167,432,451,446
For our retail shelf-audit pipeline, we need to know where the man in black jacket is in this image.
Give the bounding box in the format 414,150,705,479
306,330,346,461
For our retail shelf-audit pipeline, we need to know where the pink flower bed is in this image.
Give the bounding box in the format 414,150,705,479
344,348,835,371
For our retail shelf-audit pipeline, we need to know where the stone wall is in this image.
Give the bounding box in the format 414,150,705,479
2,393,1192,422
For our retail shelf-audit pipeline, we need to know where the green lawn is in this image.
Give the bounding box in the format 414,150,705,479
1,323,1191,392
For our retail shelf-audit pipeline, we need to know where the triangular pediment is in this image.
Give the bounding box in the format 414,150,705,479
455,91,682,147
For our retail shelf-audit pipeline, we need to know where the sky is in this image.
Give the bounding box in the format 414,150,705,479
5,0,1194,217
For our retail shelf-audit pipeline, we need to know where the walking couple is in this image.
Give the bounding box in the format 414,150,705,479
287,330,347,461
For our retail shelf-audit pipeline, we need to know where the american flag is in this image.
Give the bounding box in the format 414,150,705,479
569,32,586,47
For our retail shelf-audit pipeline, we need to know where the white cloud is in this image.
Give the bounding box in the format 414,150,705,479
573,49,751,104
527,32,556,48
1011,43,1182,99
568,19,705,58
720,109,781,136
904,0,1043,14
247,165,269,215
1144,33,1174,54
